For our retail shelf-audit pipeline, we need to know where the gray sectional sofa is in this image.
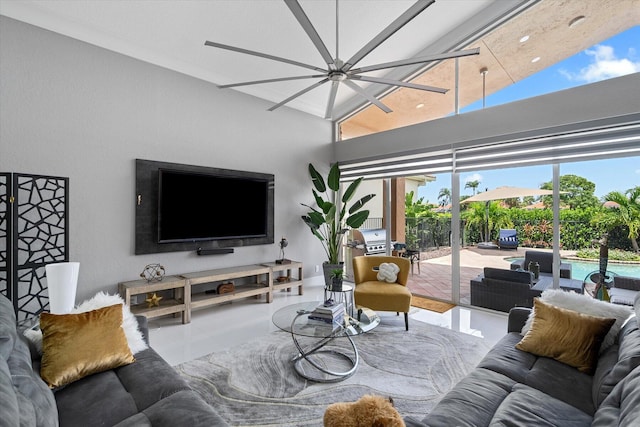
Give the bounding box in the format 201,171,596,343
405,294,640,426
0,294,228,427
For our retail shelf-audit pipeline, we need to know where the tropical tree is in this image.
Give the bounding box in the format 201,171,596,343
464,180,480,195
540,174,599,210
503,197,520,208
462,202,488,242
603,186,640,252
438,187,451,206
404,191,434,249
405,191,434,218
522,196,535,207
462,201,512,242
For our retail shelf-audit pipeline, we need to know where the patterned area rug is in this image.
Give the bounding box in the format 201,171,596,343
176,318,492,426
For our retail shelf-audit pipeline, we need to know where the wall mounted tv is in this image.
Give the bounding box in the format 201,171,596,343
135,159,274,255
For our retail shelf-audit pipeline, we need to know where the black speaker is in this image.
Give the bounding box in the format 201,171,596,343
196,248,234,256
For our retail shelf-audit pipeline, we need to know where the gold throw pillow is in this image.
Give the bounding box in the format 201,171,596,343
40,303,135,388
516,299,615,374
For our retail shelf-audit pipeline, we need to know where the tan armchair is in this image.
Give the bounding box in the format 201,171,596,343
352,256,412,331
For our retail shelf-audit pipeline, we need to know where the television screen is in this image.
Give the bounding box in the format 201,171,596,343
158,169,269,243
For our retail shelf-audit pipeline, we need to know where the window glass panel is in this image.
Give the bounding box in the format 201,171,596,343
339,2,639,142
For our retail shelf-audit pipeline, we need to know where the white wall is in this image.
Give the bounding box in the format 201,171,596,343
349,178,427,223
350,180,384,221
0,17,331,301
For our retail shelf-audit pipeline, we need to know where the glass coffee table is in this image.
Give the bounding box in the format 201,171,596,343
272,301,380,383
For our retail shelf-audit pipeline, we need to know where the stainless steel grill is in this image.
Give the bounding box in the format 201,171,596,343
344,228,394,281
348,228,391,255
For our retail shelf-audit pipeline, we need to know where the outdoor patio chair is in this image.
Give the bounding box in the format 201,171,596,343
498,229,518,249
352,256,412,330
510,250,572,279
609,275,640,306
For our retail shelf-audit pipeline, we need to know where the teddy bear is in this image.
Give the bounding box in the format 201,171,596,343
323,394,406,427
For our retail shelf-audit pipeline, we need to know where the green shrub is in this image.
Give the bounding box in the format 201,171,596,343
575,248,640,262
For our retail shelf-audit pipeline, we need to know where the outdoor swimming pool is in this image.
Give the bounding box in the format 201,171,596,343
506,257,640,281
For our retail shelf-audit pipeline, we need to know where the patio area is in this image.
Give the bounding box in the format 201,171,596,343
406,246,575,305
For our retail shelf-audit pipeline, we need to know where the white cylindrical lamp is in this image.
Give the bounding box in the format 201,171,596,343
45,262,80,314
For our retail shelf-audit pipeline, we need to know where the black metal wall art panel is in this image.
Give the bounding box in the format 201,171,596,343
0,174,10,304
12,174,69,321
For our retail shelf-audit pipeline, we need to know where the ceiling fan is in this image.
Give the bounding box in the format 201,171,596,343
205,0,479,119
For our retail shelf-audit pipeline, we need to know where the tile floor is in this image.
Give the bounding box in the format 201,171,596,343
149,275,508,366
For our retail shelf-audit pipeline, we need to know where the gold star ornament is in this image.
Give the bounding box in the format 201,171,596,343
145,292,163,308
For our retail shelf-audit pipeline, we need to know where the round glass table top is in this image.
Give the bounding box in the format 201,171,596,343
272,301,380,338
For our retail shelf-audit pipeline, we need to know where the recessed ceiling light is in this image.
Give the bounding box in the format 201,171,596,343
519,35,530,43
416,103,424,109
531,57,541,63
569,16,586,28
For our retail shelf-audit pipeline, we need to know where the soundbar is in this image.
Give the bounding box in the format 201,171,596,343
197,248,234,256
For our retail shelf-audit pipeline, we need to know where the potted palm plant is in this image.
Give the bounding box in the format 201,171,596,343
301,163,374,288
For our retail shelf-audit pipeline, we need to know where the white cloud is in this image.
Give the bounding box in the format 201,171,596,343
560,44,640,83
464,173,483,183
635,169,640,175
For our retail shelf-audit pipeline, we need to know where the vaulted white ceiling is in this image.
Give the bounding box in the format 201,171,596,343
0,0,532,119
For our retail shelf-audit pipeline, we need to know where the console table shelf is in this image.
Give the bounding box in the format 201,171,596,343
119,262,303,323
118,275,190,324
183,264,272,309
262,261,304,295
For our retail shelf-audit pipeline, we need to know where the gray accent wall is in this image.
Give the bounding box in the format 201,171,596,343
0,16,331,301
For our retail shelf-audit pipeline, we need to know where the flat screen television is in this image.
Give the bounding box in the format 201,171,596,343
135,159,274,255
158,169,269,243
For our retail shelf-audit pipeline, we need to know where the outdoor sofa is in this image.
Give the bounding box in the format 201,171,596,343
471,267,545,312
609,275,640,306
510,249,572,278
470,267,584,313
406,292,640,426
0,294,228,427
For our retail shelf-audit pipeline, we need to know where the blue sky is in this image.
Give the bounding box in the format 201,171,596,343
418,26,640,204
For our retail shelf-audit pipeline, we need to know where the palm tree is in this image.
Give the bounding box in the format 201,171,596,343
462,201,512,243
438,188,451,206
465,180,480,195
462,202,488,242
604,186,640,252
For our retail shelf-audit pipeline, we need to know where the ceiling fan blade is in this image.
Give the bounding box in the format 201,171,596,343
284,0,336,69
350,75,448,94
204,40,326,73
349,48,481,74
342,79,392,114
218,74,326,89
268,78,329,111
324,81,339,119
342,0,435,72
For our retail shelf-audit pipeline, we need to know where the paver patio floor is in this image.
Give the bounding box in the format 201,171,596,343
406,246,571,305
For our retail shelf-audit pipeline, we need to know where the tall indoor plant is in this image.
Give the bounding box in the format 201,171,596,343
301,163,374,287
